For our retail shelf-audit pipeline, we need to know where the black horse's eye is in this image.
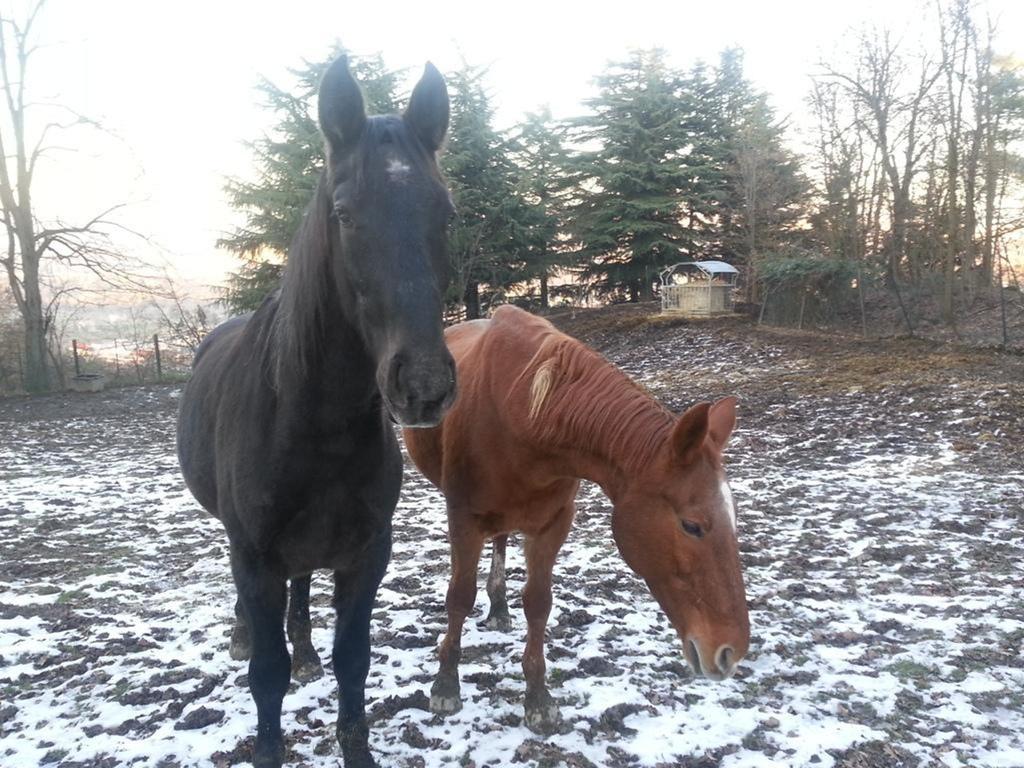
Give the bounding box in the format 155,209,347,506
335,206,354,227
680,520,704,539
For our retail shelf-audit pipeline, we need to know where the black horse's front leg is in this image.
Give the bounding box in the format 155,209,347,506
333,532,391,768
287,574,324,682
232,549,290,768
229,594,252,660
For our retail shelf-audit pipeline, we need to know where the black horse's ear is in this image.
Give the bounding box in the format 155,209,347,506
319,56,366,153
405,62,449,153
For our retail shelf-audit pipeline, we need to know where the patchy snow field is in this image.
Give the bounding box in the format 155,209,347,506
2,311,1022,768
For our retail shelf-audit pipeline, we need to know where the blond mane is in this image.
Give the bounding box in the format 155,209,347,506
520,335,674,473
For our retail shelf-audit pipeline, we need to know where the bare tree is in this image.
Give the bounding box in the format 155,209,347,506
0,279,21,390
936,0,972,322
819,29,940,290
152,276,214,357
0,1,150,392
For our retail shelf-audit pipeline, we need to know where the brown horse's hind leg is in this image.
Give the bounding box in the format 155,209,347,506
522,504,574,734
430,518,485,715
483,534,511,631
287,575,324,683
230,596,252,660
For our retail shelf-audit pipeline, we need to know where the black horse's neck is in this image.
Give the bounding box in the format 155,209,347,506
267,174,371,400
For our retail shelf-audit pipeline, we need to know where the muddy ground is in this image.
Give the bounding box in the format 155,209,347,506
1,306,1022,767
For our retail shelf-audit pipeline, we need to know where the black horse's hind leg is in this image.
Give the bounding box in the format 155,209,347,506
287,575,324,682
230,595,252,660
483,534,511,631
333,533,391,768
233,551,290,768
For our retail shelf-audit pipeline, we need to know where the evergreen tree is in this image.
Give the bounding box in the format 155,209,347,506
505,107,574,308
569,49,690,301
676,61,732,259
220,48,403,314
441,62,521,318
709,49,807,274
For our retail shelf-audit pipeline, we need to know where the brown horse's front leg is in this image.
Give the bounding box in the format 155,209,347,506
430,518,484,715
483,534,511,631
522,505,574,734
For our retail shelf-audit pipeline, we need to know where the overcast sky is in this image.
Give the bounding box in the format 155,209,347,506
18,0,1024,294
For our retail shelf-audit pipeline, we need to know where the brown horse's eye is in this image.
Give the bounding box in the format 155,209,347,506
680,520,704,539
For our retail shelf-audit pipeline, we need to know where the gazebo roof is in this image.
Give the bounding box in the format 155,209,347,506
676,260,739,275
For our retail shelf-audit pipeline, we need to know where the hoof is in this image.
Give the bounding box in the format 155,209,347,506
483,612,512,632
291,651,324,683
229,632,251,661
339,720,378,768
524,692,563,735
429,693,462,715
341,750,379,768
429,674,462,715
253,735,285,768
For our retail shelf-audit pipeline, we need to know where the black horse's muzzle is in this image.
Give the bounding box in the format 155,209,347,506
381,350,457,428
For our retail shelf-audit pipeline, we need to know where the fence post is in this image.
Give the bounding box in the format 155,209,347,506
72,339,81,376
153,334,162,381
997,246,1009,349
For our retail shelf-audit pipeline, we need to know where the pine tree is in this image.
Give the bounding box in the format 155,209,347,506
505,107,574,308
677,61,732,259
219,48,403,314
569,49,690,302
441,62,520,319
711,49,807,270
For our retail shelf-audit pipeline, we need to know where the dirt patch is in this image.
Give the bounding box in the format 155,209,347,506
2,309,1022,767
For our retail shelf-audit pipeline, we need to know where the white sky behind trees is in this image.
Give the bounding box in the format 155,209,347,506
17,0,1024,293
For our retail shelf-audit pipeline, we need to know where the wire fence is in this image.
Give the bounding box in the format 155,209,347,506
0,334,194,396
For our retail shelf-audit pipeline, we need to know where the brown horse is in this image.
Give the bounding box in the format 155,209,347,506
404,305,750,733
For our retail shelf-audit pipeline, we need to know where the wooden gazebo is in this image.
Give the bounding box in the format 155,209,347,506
659,261,739,316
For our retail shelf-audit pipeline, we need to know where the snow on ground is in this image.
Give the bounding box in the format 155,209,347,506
1,317,1022,768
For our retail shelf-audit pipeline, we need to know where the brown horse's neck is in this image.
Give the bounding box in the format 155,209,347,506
524,338,675,500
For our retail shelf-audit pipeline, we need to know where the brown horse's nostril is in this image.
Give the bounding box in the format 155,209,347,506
715,645,736,677
684,639,703,676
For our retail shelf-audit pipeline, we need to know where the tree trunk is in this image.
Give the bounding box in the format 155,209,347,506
23,314,48,392
21,253,49,393
539,273,549,309
463,281,481,320
640,276,655,302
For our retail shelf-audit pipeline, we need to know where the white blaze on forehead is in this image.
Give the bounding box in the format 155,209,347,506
387,156,412,181
720,479,737,531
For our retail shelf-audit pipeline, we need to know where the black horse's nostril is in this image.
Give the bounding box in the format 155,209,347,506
387,357,407,407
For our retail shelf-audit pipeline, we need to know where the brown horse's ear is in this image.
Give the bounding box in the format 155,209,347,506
708,396,737,451
672,402,711,465
319,56,367,154
405,62,449,153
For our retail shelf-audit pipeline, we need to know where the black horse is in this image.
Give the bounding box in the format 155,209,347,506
177,57,456,768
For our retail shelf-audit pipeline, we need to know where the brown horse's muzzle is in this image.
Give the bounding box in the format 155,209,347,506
381,350,457,428
649,580,749,682
683,633,747,681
